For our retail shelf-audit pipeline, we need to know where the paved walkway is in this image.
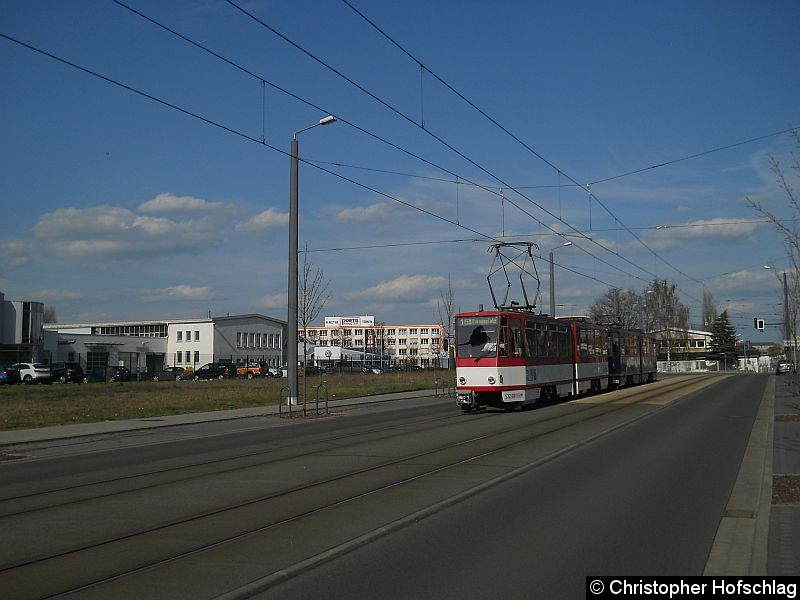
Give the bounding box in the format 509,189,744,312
768,375,800,575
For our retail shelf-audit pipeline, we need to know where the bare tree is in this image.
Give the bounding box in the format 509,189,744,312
43,306,58,324
298,244,330,412
645,279,691,360
702,290,718,330
747,131,800,348
587,288,644,329
436,274,456,371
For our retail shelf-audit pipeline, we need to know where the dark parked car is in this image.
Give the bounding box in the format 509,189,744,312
50,362,87,384
0,364,21,385
193,363,237,380
110,366,131,382
152,366,186,382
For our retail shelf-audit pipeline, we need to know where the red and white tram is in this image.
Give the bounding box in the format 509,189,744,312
454,310,657,412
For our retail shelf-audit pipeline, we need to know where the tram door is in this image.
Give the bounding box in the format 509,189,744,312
499,316,523,357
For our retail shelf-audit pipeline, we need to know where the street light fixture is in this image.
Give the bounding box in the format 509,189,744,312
287,115,337,406
549,241,573,317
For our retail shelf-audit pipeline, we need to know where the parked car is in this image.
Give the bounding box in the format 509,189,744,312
236,362,264,379
776,360,794,375
152,366,186,382
110,366,131,382
193,363,237,380
50,362,87,384
12,362,52,384
0,364,21,385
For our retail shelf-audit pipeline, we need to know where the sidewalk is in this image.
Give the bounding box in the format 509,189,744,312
768,375,800,575
0,388,442,447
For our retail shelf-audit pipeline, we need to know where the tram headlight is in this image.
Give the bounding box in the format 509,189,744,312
487,376,496,385
458,377,466,385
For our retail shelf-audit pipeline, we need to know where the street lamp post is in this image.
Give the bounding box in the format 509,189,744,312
549,241,573,317
288,115,336,405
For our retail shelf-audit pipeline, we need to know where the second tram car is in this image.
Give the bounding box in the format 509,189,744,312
454,310,656,412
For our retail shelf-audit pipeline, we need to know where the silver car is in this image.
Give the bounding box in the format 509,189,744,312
776,361,794,375
12,362,52,384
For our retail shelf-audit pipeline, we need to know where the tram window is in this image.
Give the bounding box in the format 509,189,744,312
455,316,499,358
525,321,537,357
509,319,523,357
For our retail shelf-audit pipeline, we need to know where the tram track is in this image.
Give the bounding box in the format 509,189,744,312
0,374,701,517
0,375,722,599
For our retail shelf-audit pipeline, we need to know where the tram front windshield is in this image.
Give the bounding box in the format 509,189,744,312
456,316,498,358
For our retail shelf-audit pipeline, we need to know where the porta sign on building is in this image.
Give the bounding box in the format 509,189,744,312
324,316,375,327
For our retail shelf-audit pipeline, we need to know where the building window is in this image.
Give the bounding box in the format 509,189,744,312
177,331,183,342
185,351,191,363
194,331,200,341
237,332,242,348
410,328,418,335
249,333,255,348
176,353,182,363
194,351,200,363
185,331,191,342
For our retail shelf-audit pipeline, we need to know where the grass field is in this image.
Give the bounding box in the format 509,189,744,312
0,370,454,431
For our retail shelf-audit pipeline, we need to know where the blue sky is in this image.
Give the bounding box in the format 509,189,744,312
1,0,798,341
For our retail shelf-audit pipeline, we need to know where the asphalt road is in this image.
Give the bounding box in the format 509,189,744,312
0,375,768,599
253,375,768,600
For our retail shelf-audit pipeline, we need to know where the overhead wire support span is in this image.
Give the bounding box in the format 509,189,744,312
0,30,647,298
226,0,663,290
340,0,710,292
111,0,670,293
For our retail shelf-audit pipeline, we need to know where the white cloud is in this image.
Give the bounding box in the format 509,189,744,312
347,274,447,301
235,208,289,233
32,289,82,300
141,285,218,302
0,240,31,266
335,202,396,223
33,206,225,258
138,193,232,214
258,292,286,310
643,218,763,251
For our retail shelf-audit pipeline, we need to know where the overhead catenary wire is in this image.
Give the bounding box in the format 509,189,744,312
0,30,630,297
223,0,673,293
340,0,763,295
107,0,659,290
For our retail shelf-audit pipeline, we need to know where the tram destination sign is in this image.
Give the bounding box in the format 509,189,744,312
457,316,497,326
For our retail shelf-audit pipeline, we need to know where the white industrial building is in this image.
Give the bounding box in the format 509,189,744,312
44,314,286,377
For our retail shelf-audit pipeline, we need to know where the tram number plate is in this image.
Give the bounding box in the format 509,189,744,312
503,390,524,402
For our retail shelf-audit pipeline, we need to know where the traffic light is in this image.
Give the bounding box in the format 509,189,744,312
754,318,765,331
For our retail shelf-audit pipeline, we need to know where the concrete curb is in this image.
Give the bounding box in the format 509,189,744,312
704,375,774,575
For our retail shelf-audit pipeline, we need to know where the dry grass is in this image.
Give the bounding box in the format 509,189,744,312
0,370,452,431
